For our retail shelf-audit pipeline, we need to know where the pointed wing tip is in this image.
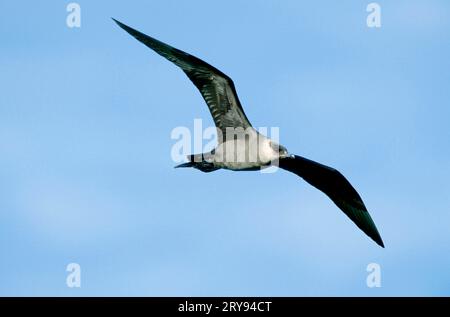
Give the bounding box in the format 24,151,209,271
112,18,137,36
111,17,121,24
111,18,128,30
357,203,385,248
372,235,385,248
359,206,385,248
373,235,385,248
365,221,384,248
111,17,120,25
357,208,385,248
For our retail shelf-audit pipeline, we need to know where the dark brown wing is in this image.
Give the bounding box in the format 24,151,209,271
113,19,252,140
279,155,384,247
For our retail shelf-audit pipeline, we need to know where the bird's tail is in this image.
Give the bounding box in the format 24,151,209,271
174,154,219,173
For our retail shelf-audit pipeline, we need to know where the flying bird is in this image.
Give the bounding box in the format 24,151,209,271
113,18,384,247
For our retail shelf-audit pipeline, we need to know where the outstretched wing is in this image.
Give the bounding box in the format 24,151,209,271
279,155,384,247
113,19,252,140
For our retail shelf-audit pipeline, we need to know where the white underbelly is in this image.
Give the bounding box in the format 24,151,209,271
211,135,277,170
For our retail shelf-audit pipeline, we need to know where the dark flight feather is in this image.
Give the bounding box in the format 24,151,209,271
279,155,384,247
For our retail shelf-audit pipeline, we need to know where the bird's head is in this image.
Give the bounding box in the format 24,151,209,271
269,141,289,159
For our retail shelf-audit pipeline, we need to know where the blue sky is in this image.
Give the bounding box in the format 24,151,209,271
1,0,450,296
